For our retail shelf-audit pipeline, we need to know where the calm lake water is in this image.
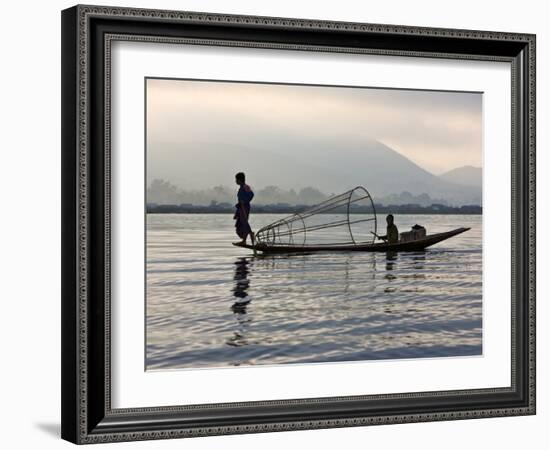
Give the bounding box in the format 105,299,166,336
146,214,482,370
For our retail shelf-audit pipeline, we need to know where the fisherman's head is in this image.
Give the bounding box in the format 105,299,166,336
235,172,245,185
386,214,394,225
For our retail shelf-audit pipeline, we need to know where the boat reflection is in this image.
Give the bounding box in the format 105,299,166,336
402,251,427,281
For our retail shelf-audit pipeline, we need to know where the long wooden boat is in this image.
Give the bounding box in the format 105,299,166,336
233,227,470,254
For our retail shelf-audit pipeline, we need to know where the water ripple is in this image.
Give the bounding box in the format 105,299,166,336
146,214,482,370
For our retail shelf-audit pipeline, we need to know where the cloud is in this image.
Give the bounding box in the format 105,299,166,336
146,78,482,177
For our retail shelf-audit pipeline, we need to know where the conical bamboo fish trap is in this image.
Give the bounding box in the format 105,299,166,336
255,186,378,249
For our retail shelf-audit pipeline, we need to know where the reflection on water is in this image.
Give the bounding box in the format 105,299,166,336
231,258,251,311
385,251,397,276
146,214,482,370
227,258,252,348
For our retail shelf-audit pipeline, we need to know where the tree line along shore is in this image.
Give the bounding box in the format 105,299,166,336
147,203,482,215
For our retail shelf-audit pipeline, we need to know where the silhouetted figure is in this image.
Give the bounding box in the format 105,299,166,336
378,214,399,244
233,172,255,246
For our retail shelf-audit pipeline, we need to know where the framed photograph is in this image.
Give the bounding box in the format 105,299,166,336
61,4,536,444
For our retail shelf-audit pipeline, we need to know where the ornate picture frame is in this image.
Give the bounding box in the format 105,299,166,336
61,4,535,444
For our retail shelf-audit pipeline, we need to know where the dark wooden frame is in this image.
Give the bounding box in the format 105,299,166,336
61,4,536,444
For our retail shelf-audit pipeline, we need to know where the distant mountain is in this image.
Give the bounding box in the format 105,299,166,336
439,166,482,189
147,137,481,206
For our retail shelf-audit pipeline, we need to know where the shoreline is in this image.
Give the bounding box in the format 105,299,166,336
147,205,482,215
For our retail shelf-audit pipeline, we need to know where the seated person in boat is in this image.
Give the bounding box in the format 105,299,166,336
234,172,255,245
378,214,399,244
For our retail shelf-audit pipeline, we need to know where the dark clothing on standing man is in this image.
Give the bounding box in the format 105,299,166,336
234,183,254,239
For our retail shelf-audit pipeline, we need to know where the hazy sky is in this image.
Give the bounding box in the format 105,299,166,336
146,78,482,182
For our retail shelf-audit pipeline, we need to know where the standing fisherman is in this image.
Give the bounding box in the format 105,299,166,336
233,172,255,246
